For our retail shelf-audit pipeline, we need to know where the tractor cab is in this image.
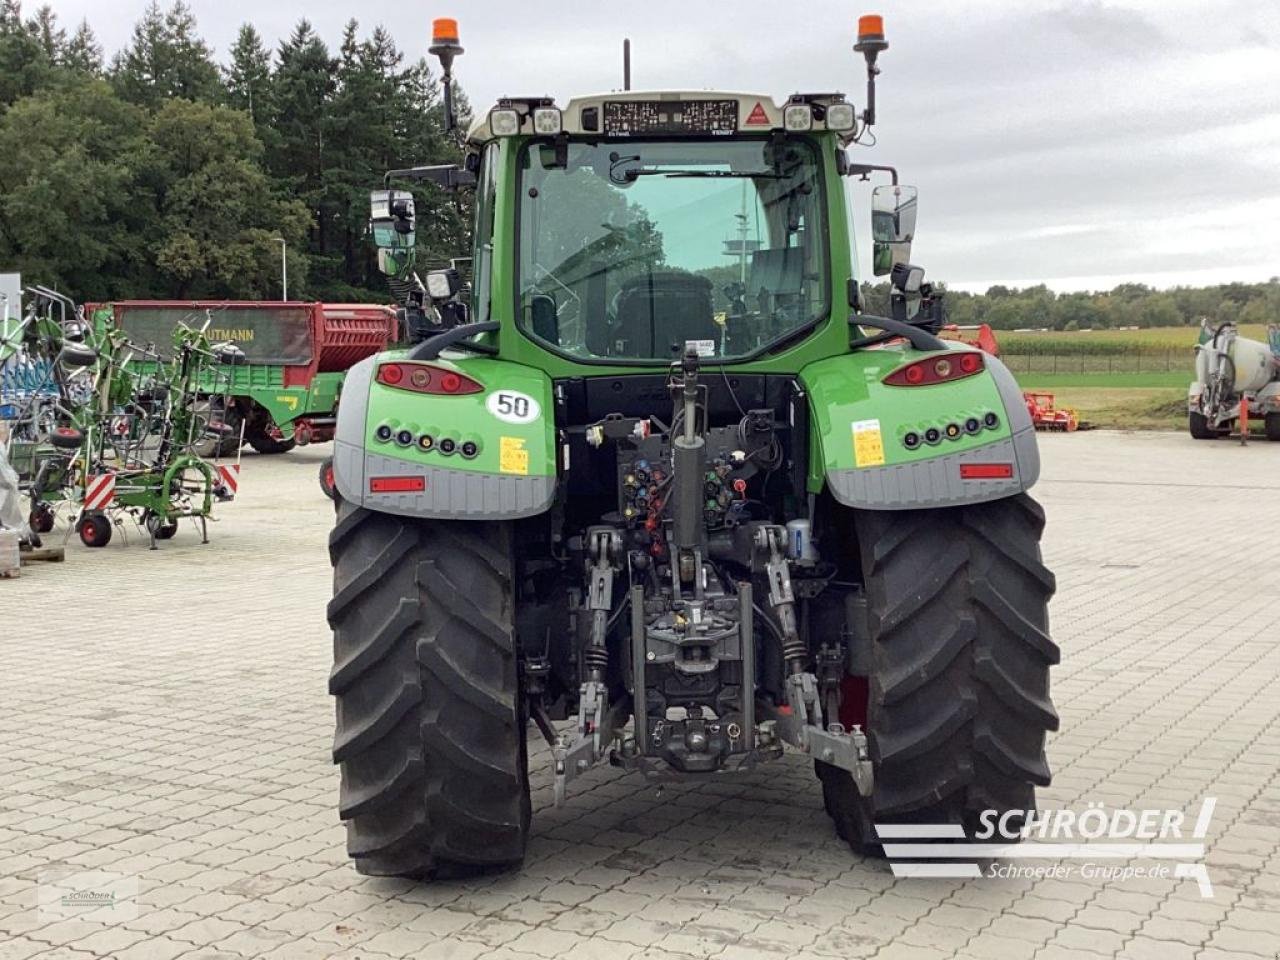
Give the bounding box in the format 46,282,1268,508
366,17,942,364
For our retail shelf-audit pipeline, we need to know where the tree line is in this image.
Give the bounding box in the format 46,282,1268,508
0,0,467,303
857,278,1280,332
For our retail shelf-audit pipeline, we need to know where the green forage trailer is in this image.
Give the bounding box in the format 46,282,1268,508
327,14,1058,878
86,301,399,455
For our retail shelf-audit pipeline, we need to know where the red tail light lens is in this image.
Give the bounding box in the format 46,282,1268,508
376,363,483,395
884,351,984,387
960,463,1013,480
369,475,426,493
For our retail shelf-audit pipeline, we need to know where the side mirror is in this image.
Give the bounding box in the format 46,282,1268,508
871,184,917,276
846,278,865,312
890,262,925,295
425,268,461,301
369,189,416,249
528,294,559,344
376,247,412,279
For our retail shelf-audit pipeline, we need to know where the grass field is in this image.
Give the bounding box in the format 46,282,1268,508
1027,387,1186,430
1017,371,1187,389
998,324,1271,350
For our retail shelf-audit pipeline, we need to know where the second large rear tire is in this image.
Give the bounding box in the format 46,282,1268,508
328,504,530,878
819,494,1059,852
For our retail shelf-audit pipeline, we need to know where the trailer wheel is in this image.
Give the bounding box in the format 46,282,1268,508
49,426,84,450
145,513,179,540
190,399,243,458
328,504,530,878
1188,411,1218,440
29,503,55,534
818,494,1059,853
1265,413,1280,442
246,430,296,455
78,512,113,548
319,458,337,501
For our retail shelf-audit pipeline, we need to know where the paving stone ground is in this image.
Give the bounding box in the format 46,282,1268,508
2,431,1279,959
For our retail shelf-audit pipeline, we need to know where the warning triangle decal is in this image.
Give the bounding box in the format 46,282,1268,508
744,101,770,126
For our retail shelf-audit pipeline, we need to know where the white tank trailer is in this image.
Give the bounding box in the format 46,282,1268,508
1188,319,1280,440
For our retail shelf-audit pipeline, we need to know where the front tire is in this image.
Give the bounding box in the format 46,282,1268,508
327,504,530,878
820,494,1059,851
1265,413,1280,442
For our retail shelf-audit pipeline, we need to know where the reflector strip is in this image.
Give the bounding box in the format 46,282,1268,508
84,473,116,510
218,463,241,495
369,476,426,493
960,463,1014,480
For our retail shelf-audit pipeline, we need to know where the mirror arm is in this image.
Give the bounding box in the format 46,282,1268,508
383,164,477,189
847,313,947,352
843,159,898,184
409,321,500,361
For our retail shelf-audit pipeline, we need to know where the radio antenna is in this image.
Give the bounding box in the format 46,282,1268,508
623,38,631,90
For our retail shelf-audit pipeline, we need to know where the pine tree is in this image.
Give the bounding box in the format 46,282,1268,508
224,23,272,126
112,0,219,107
25,4,63,61
0,0,52,105
272,19,336,274
63,18,102,74
0,0,21,31
164,1,218,100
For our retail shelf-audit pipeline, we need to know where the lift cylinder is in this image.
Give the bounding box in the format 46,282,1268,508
673,434,705,550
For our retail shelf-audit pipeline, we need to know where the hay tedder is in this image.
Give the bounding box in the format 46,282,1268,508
1,287,246,549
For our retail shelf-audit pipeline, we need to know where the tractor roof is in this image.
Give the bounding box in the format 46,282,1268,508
465,91,854,146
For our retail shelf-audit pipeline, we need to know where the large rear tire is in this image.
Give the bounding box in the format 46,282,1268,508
327,504,530,878
819,494,1059,852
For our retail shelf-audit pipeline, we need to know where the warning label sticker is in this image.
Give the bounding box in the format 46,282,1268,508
852,419,886,468
744,101,770,126
499,436,530,475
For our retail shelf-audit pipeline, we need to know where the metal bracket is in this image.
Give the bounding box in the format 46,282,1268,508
808,723,874,794
553,678,611,805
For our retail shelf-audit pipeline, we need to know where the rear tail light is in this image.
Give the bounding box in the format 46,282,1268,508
377,362,483,395
884,351,984,386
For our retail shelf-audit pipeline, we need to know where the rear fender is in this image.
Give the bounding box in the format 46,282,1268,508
331,352,557,519
802,346,1039,510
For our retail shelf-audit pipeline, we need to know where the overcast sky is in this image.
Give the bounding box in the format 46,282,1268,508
44,0,1280,292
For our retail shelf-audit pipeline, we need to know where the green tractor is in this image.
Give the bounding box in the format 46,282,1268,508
328,15,1058,877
